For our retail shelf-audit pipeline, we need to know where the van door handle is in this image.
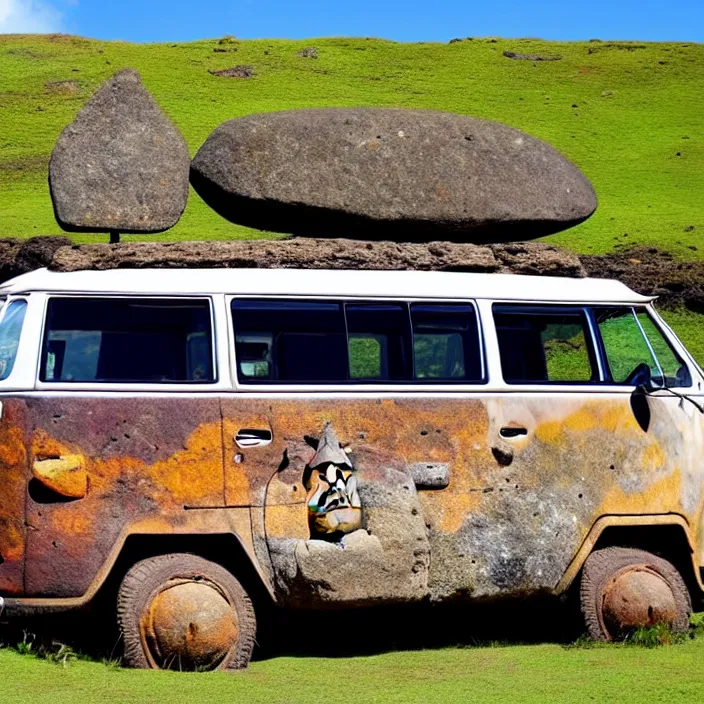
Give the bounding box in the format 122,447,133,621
499,426,528,439
235,429,273,448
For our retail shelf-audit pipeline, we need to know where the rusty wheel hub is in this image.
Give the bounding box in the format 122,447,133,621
602,566,678,637
141,579,238,670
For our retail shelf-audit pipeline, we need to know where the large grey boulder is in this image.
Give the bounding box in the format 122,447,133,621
190,108,597,242
49,69,190,234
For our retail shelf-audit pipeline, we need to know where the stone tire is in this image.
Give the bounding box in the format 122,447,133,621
580,547,691,641
117,553,256,671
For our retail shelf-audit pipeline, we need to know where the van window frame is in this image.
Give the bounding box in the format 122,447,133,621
35,294,222,391
0,296,30,386
490,301,699,391
649,305,704,391
227,295,487,391
492,303,604,386
591,304,692,389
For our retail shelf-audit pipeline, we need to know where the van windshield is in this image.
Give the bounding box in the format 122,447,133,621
0,299,27,381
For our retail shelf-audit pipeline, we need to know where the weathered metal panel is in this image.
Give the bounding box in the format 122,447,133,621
0,399,30,596
23,397,227,597
220,393,704,607
3,388,701,609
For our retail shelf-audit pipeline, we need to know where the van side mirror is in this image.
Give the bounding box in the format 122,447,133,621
626,362,656,392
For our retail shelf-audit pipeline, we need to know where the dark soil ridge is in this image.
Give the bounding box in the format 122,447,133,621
581,247,704,311
0,238,702,311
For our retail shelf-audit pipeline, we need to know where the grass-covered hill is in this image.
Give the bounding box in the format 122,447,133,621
0,33,702,254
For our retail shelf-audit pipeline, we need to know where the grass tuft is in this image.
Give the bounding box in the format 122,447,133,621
11,630,79,667
623,623,688,647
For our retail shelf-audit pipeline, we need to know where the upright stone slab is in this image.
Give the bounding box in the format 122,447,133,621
190,108,597,242
49,69,190,234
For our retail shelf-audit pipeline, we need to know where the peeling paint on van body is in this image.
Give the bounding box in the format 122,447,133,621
2,391,701,609
0,268,702,617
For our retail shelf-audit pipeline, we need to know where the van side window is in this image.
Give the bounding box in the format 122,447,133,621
231,299,485,385
595,307,691,387
41,298,214,383
493,305,596,384
0,299,27,381
346,303,411,381
231,300,347,383
411,304,483,381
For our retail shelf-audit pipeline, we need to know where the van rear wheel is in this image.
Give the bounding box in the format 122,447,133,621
117,553,256,671
580,547,691,641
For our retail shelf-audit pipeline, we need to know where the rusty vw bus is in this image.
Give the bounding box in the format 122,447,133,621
0,267,702,670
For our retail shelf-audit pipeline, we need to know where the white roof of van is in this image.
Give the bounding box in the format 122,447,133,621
0,268,652,304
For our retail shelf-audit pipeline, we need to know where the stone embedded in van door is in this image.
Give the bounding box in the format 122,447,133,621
190,108,597,242
49,69,190,234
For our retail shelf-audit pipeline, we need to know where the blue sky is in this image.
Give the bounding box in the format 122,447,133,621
1,0,702,43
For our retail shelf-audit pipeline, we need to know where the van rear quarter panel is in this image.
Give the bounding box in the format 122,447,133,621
22,396,228,597
0,400,30,596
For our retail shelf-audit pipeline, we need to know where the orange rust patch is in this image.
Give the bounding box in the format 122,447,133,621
598,470,683,516
222,417,261,506
0,523,25,562
265,504,309,539
0,402,29,595
422,492,481,533
32,428,75,460
535,403,642,445
151,422,225,504
50,510,92,536
599,404,641,434
535,419,563,445
0,425,27,467
30,422,226,506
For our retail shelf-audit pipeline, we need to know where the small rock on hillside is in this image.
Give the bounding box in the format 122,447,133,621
190,108,597,242
49,68,190,234
503,51,562,61
209,65,255,78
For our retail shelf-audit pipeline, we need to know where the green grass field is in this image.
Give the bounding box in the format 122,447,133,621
2,33,704,700
0,33,702,254
2,33,704,352
1,637,704,704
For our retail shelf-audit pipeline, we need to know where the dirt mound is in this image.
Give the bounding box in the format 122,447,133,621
296,47,318,58
44,80,80,95
0,236,72,282
48,239,584,277
3,239,702,313
582,248,704,311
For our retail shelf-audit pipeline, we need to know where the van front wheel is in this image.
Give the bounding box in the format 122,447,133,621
117,553,256,671
580,547,691,641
